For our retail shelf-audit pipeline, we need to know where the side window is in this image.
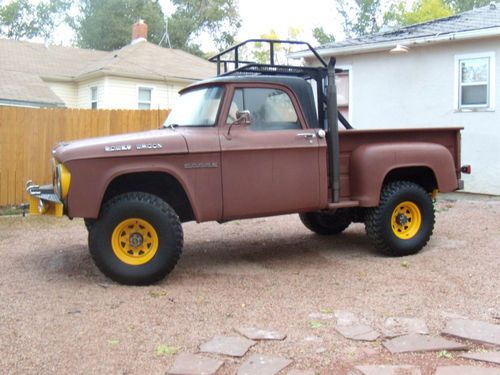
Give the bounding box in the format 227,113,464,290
227,88,300,131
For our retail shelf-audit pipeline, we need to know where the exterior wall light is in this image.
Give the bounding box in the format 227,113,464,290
390,44,409,54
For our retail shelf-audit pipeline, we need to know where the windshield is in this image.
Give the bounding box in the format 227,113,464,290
163,86,223,127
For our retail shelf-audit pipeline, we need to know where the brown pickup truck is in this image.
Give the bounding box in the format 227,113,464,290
26,40,467,285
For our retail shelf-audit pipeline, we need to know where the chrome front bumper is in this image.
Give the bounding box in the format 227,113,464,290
26,181,64,216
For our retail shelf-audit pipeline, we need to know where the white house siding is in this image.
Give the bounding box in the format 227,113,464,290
331,38,500,195
45,81,78,107
76,78,106,109
99,76,188,110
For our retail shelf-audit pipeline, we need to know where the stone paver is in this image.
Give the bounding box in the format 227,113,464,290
235,327,286,340
381,317,429,338
434,366,500,375
167,352,224,375
383,334,467,354
199,335,256,357
237,354,292,375
354,365,422,375
287,370,316,375
335,324,380,341
442,319,500,346
460,351,500,365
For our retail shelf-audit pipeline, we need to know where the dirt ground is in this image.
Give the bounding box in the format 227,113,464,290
0,195,499,375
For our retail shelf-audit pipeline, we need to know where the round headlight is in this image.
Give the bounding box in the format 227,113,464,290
55,164,71,200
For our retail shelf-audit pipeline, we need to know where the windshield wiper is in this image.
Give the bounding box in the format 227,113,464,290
163,123,180,130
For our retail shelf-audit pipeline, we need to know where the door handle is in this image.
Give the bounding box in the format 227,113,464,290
297,133,316,139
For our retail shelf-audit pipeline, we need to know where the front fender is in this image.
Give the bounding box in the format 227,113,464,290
350,142,458,206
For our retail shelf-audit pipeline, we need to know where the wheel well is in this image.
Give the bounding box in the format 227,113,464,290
383,167,438,192
101,172,195,222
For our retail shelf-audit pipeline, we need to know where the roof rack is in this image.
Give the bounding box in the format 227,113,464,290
208,39,329,79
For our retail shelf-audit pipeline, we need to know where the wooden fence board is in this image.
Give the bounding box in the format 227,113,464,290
0,107,169,206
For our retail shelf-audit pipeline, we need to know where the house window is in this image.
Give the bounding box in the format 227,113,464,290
90,86,98,109
456,52,495,110
138,87,152,109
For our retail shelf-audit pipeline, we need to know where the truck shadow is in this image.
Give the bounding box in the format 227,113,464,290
178,226,379,275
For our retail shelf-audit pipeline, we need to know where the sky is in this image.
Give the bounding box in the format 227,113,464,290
159,0,343,50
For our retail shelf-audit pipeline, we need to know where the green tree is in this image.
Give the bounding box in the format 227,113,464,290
444,0,490,12
251,28,303,64
336,0,382,37
0,0,70,40
312,26,335,45
74,0,166,51
167,0,241,55
385,0,454,26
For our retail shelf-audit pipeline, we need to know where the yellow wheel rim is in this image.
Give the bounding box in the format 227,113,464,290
111,218,159,265
391,201,422,240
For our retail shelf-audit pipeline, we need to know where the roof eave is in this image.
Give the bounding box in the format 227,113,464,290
75,69,206,83
292,26,500,58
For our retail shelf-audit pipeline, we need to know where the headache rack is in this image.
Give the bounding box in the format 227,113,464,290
208,39,352,130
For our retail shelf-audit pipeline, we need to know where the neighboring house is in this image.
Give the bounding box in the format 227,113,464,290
0,21,215,110
293,3,500,195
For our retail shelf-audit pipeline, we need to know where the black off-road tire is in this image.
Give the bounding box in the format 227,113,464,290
299,209,353,235
89,192,183,285
84,218,95,232
365,181,434,256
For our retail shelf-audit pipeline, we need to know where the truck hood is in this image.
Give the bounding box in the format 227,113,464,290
53,129,188,163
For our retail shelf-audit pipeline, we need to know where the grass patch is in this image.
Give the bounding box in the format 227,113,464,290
0,205,26,216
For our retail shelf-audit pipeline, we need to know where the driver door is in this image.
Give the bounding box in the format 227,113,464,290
219,84,324,220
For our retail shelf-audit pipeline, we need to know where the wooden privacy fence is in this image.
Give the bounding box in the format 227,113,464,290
0,107,170,206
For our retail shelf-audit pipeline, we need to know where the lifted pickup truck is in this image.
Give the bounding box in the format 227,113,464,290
26,40,467,285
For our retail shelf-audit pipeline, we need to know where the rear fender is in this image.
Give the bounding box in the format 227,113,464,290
350,142,458,206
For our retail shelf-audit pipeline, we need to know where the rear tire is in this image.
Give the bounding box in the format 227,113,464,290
365,181,434,256
299,209,353,235
89,192,183,285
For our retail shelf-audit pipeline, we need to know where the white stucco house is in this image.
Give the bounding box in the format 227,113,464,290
0,21,215,110
294,3,500,195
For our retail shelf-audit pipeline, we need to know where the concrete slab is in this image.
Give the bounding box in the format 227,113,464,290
199,335,256,357
434,366,500,375
354,365,422,375
167,352,224,375
442,319,500,346
235,327,286,340
237,354,292,375
460,351,500,365
381,317,429,338
383,334,467,354
335,324,380,341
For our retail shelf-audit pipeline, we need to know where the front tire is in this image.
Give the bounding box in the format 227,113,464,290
365,181,434,256
299,209,353,235
89,192,183,285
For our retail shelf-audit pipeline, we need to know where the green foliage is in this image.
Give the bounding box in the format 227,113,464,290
74,0,166,51
0,0,70,40
167,0,241,55
251,28,302,64
444,0,490,12
384,0,454,26
312,26,335,45
336,0,382,37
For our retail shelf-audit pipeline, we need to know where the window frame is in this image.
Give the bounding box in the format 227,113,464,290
138,86,154,110
90,86,98,109
454,52,495,111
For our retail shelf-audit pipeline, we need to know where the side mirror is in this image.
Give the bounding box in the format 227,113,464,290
235,110,251,125
227,110,251,138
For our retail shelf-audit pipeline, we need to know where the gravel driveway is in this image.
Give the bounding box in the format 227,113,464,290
0,196,499,374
